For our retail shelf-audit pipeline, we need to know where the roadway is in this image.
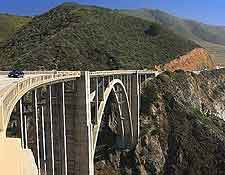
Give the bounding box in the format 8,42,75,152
0,74,42,96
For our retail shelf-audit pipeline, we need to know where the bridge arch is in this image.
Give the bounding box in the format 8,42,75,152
0,70,156,175
1,72,80,133
93,79,134,154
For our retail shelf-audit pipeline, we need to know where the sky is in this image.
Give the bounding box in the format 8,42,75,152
1,0,225,26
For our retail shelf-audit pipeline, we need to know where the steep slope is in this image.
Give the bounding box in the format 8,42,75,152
162,48,215,71
139,70,225,174
0,13,31,41
199,41,225,65
95,69,225,174
0,3,199,70
121,9,225,64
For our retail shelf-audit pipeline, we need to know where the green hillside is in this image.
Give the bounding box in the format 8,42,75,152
121,9,225,64
0,3,198,70
0,13,31,41
199,41,225,65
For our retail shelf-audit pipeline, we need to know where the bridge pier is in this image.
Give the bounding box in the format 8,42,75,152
73,71,94,175
51,83,68,175
131,71,140,145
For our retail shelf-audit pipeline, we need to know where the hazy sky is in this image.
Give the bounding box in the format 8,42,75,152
1,0,225,26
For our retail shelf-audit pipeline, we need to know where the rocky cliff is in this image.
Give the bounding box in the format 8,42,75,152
157,48,216,71
95,69,225,175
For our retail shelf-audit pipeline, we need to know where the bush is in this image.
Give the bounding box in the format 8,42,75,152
144,23,162,37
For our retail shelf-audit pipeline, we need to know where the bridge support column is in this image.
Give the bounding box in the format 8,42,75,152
131,71,140,145
50,84,67,175
73,71,94,175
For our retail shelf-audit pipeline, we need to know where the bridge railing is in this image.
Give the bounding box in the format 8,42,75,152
0,71,80,75
90,70,159,77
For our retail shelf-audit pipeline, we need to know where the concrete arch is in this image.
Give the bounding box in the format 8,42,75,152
1,72,80,133
93,79,133,154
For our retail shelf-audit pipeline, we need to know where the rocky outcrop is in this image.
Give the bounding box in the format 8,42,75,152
95,69,225,175
138,69,225,174
161,48,215,71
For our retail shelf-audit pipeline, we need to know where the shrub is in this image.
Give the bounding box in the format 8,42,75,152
144,23,162,37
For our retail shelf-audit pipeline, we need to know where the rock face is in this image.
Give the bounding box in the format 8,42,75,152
161,48,215,71
95,69,225,175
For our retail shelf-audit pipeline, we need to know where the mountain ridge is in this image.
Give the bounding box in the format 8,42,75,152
0,3,199,70
121,8,225,64
0,13,31,42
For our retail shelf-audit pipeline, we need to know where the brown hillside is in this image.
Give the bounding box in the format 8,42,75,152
161,48,215,71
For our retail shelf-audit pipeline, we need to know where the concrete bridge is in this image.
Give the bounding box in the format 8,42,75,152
0,70,159,175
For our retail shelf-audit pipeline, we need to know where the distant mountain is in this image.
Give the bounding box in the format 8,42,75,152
0,13,31,41
0,3,199,70
121,9,225,64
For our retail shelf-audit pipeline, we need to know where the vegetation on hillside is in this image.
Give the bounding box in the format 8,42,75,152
0,3,198,70
199,41,225,65
121,9,225,64
0,13,31,41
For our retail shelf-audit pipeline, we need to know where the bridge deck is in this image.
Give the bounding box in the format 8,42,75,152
0,74,40,96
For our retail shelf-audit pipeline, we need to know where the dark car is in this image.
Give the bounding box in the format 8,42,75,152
8,69,24,78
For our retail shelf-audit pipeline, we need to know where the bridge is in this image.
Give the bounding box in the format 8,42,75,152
0,70,159,175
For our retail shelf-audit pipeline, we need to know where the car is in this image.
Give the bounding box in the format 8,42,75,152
8,69,24,78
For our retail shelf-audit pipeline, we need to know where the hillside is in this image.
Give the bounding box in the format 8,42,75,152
121,9,225,64
158,48,215,72
0,13,31,42
0,3,199,70
96,69,225,174
199,41,225,65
